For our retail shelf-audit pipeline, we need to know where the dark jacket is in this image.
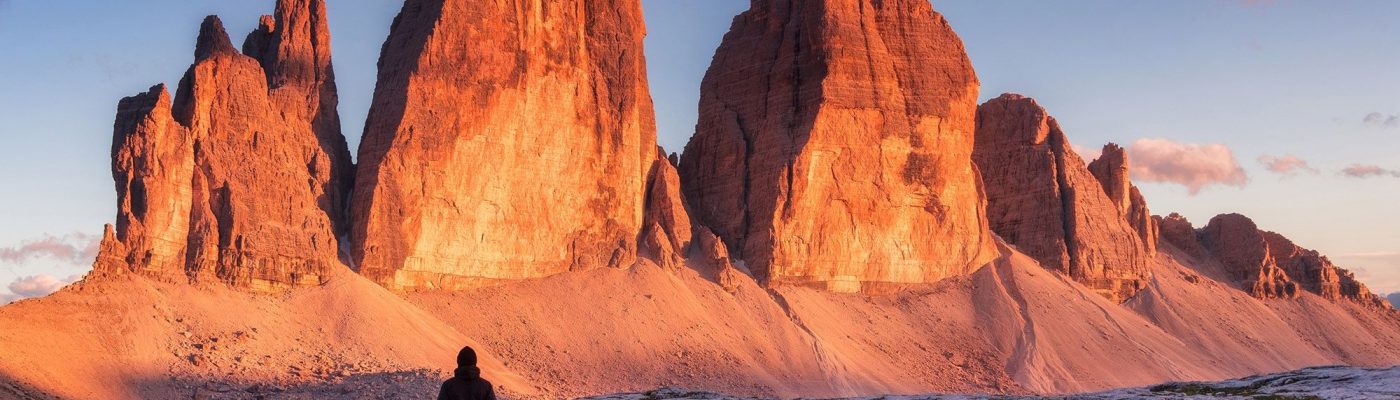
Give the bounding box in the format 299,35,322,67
437,366,495,400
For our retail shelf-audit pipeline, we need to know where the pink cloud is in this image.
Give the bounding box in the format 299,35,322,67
1127,138,1248,195
1340,164,1400,179
1071,144,1102,162
0,233,99,265
5,274,80,301
1257,154,1319,176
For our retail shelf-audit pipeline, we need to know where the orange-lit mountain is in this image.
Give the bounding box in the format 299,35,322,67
677,0,997,293
0,0,1396,399
95,0,351,291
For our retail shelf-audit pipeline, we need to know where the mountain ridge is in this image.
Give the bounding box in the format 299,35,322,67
0,0,1396,399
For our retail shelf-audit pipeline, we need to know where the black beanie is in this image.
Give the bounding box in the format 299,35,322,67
457,346,478,368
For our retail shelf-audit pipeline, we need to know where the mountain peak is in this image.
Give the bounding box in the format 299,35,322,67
193,16,237,61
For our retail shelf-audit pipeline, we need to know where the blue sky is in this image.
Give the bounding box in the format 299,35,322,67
0,0,1397,300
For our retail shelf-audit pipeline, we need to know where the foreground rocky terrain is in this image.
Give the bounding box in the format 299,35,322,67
3,243,1397,399
587,366,1400,400
0,0,1397,399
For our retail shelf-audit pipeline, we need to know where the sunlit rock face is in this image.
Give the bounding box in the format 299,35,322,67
98,0,352,291
973,94,1148,302
1087,143,1159,256
1196,213,1387,307
677,0,998,293
351,0,658,290
1200,213,1303,300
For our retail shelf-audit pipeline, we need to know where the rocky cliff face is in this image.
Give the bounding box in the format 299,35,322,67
1199,214,1300,299
351,0,658,290
973,94,1148,302
97,0,351,291
677,0,998,293
1088,143,1158,255
1194,214,1386,307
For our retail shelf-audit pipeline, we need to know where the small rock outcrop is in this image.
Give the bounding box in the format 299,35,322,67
973,94,1148,302
639,148,693,271
1088,143,1159,255
351,0,658,290
1197,214,1386,307
1156,213,1207,261
97,0,352,291
678,0,997,293
1199,214,1302,299
695,228,745,293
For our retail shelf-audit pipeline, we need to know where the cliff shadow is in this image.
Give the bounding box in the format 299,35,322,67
0,371,62,400
126,369,453,400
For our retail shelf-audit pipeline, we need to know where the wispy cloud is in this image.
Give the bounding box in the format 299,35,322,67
0,233,100,266
1363,112,1400,129
1257,154,1319,177
3,274,81,304
1128,138,1249,195
1340,164,1400,179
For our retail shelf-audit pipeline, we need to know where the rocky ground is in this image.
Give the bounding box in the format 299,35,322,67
585,366,1400,400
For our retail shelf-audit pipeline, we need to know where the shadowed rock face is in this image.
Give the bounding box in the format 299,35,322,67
639,148,693,271
678,0,997,293
1196,213,1386,307
98,0,352,291
351,0,658,290
973,94,1148,302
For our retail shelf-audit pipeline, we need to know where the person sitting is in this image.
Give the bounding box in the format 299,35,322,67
438,345,496,400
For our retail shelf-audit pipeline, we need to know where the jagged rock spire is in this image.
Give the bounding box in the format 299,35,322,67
1088,143,1159,255
96,0,351,291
